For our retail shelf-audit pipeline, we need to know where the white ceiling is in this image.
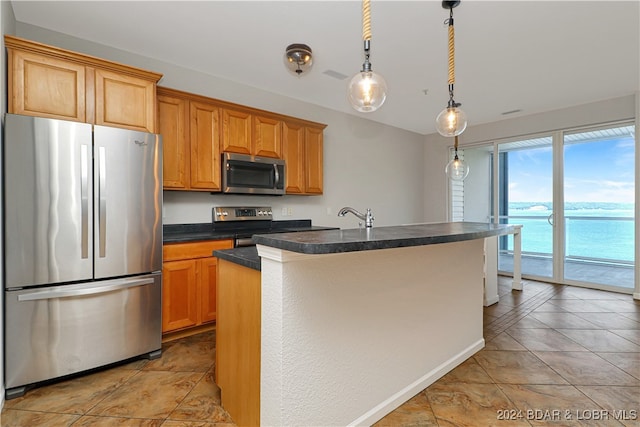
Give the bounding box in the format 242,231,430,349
9,1,640,135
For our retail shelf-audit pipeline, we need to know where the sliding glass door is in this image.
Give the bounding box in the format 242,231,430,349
467,123,636,292
563,126,635,289
495,136,554,280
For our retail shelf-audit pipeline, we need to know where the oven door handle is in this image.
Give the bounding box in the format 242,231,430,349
235,237,256,247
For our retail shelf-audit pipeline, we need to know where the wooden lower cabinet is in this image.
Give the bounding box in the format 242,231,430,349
199,257,219,323
217,259,261,427
162,259,198,331
162,240,233,335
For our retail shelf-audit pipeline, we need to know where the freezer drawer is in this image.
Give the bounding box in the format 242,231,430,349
5,273,162,395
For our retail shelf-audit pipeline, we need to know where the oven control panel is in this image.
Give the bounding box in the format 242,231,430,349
213,206,273,222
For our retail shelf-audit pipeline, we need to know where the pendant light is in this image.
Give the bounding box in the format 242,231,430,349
435,0,467,137
445,135,469,181
347,0,387,113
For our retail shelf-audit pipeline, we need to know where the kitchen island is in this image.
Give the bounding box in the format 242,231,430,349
216,222,521,426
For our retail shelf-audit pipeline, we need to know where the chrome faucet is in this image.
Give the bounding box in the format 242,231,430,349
338,207,374,228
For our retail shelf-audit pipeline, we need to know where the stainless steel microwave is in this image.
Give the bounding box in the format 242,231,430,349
222,152,286,195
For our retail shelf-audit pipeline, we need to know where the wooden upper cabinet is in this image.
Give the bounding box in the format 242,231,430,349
190,101,221,190
5,35,162,132
283,121,325,195
94,69,156,132
8,48,87,122
304,126,324,194
156,86,325,193
158,94,190,189
221,108,252,155
253,115,282,158
222,110,282,158
282,121,306,194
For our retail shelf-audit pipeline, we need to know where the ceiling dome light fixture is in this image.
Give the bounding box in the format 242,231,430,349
285,43,313,75
436,0,467,137
347,0,387,113
445,135,469,181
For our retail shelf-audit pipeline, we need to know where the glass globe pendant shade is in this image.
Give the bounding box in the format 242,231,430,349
445,156,469,181
436,106,468,137
348,70,387,113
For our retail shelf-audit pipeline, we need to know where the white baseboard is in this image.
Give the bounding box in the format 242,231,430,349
348,338,485,426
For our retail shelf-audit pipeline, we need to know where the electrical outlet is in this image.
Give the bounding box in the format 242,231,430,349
287,207,293,216
281,207,287,216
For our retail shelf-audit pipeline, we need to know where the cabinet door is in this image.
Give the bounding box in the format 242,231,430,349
190,101,221,190
162,259,198,333
282,121,305,194
199,257,218,324
158,95,190,189
305,127,324,194
95,69,156,132
221,109,252,155
8,49,87,122
253,115,282,158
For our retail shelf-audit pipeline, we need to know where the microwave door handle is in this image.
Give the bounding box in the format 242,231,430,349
274,164,280,187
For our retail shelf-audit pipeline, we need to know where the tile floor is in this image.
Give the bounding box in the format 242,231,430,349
1,277,639,426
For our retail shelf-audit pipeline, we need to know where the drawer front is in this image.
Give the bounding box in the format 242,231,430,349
163,240,234,261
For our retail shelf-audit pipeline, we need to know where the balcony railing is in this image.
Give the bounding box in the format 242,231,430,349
493,214,634,288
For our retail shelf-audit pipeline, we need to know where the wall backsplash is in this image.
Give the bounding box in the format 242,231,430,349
163,191,344,228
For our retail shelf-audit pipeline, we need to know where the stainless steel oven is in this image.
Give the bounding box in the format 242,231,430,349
213,206,275,247
212,206,337,248
222,153,285,195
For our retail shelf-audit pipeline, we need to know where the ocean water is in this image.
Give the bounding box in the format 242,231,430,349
504,202,634,262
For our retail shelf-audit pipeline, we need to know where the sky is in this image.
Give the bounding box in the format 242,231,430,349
507,134,635,204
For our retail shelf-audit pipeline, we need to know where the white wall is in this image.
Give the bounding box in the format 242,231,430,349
462,147,492,222
16,23,426,229
1,0,17,410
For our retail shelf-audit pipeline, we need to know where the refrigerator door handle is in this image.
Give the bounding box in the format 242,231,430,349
81,144,89,259
98,146,107,258
17,277,155,301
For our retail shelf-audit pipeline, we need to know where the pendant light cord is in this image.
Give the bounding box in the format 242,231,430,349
453,135,460,159
447,8,455,85
362,0,372,41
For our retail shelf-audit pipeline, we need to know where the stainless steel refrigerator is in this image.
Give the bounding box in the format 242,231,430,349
3,113,163,399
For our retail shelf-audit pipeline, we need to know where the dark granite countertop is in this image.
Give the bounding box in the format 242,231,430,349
252,222,521,255
163,223,235,243
214,246,261,271
163,220,336,244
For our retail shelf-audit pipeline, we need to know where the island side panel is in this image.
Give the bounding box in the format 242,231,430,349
259,239,485,426
217,259,261,427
